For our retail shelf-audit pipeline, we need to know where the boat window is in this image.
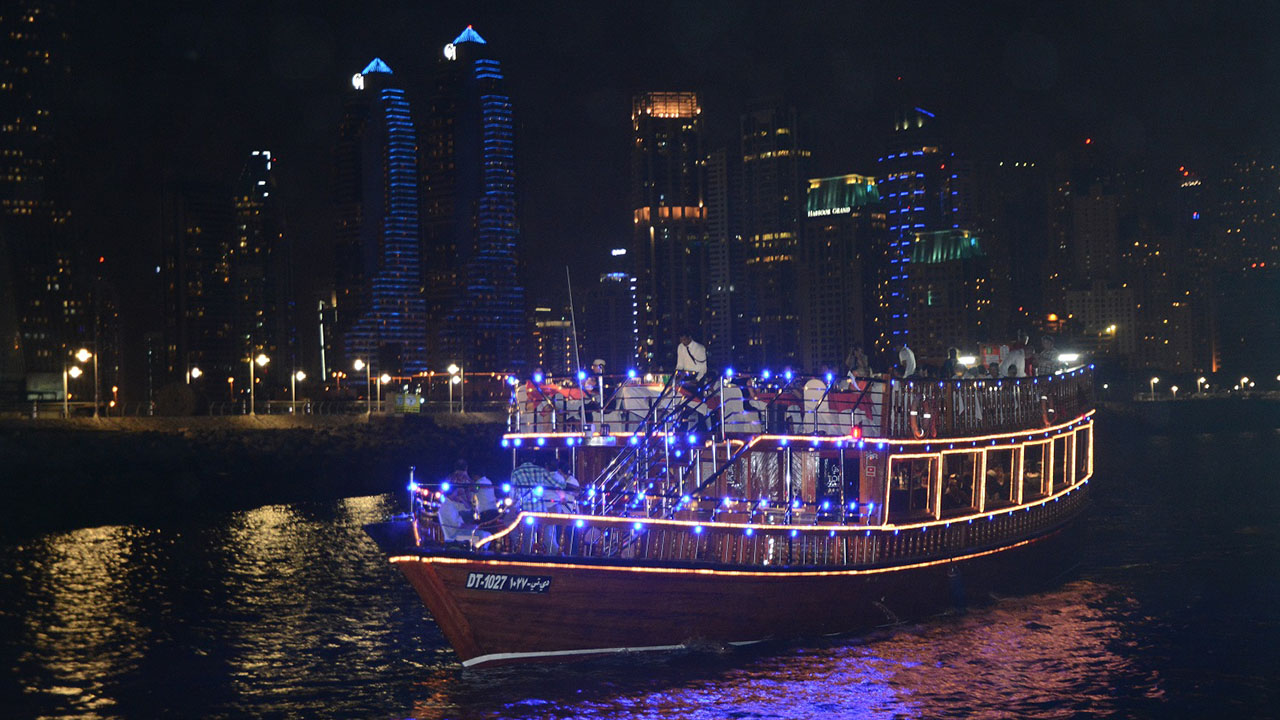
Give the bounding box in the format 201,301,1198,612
888,455,938,522
1053,435,1072,491
1074,427,1091,480
1022,441,1048,499
941,452,979,515
984,447,1017,508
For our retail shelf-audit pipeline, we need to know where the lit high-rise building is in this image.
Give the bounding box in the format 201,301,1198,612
631,91,708,369
1,0,88,395
800,174,884,371
332,58,428,374
232,151,295,368
162,180,237,379
422,26,524,372
876,106,967,355
741,103,809,368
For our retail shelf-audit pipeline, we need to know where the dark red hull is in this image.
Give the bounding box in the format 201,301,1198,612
390,523,1078,668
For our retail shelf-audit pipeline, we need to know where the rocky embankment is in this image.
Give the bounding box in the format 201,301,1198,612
0,414,508,536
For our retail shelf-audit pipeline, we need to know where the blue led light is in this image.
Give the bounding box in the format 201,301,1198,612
575,519,585,528
533,372,544,384
525,516,534,525
533,485,544,497
500,439,509,448
745,527,754,536
693,525,703,535
441,482,451,492
501,483,512,493
536,437,546,447
724,367,735,379
627,369,637,379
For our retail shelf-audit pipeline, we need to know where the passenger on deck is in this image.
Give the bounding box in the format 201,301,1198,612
556,459,581,514
1002,331,1029,378
472,471,500,525
510,458,554,513
940,347,960,379
896,343,917,378
846,345,871,378
438,484,491,547
675,331,708,382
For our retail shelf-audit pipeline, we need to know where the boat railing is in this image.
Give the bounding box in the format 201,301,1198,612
475,482,1088,569
506,366,1093,440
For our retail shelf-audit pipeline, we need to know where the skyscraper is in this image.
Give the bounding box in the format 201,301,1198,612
631,91,707,369
422,26,524,372
800,174,884,371
740,103,808,368
162,180,236,380
232,151,295,367
332,58,428,374
1,0,86,393
876,106,967,356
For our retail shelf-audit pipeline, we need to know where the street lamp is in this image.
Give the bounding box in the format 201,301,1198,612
189,366,202,381
227,376,235,402
1170,385,1179,399
76,347,98,419
249,353,270,416
63,364,82,418
1197,376,1206,394
447,363,463,413
354,359,371,414
378,373,391,412
1149,376,1159,401
291,370,306,413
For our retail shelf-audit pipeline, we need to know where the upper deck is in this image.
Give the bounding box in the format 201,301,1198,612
506,365,1094,441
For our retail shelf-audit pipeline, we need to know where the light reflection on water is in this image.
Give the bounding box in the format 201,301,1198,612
403,582,1163,720
1,424,1276,718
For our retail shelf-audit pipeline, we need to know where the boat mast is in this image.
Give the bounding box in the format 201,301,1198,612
566,267,586,433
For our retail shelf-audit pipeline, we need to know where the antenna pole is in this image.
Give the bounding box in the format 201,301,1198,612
566,267,587,432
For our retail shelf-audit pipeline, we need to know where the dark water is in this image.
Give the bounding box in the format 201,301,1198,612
2,419,1278,719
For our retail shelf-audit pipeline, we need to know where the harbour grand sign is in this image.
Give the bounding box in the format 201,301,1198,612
806,173,881,217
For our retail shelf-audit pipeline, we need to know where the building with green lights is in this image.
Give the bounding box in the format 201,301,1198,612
800,174,884,371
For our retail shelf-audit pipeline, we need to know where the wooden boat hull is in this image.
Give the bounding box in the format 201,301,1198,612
387,521,1081,668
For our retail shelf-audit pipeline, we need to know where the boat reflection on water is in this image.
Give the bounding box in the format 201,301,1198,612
403,581,1163,720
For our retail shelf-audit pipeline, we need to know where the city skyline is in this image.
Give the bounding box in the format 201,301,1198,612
2,1,1278,402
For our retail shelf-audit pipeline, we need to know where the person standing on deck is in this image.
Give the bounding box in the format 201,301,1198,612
896,343,917,378
675,331,708,381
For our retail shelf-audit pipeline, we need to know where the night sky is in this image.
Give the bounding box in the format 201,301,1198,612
59,1,1279,326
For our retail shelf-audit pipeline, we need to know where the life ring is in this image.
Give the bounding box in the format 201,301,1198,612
1040,393,1055,427
909,397,937,438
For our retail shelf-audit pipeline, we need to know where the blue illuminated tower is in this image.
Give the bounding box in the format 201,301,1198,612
422,26,524,372
875,106,966,357
333,58,428,374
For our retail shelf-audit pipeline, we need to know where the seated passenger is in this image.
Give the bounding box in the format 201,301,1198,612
472,471,500,525
438,484,491,547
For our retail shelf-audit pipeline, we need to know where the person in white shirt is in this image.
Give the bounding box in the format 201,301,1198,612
472,473,499,524
437,485,490,546
675,332,708,380
897,343,917,378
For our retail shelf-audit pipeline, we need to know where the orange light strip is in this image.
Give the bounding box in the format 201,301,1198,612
393,535,1045,578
